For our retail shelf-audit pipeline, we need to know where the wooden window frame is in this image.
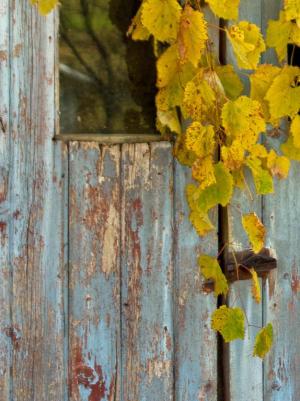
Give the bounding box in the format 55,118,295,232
55,3,164,145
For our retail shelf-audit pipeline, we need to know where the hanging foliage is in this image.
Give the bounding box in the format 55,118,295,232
33,0,300,359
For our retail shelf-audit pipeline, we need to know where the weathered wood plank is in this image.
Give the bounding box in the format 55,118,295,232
0,0,11,399
261,1,300,400
121,142,174,401
68,142,121,401
9,4,67,400
227,0,264,399
173,161,218,401
173,5,218,400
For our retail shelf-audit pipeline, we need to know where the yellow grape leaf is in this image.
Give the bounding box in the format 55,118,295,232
30,0,58,14
189,210,215,236
242,212,266,254
266,11,300,62
185,122,216,159
178,6,208,67
232,169,246,189
250,267,261,303
221,140,245,171
253,323,273,358
205,0,240,20
128,6,150,41
265,66,300,120
141,0,182,43
199,255,228,296
192,156,216,189
186,185,215,235
267,150,290,179
250,143,268,159
291,114,300,148
250,65,281,122
174,134,197,167
227,22,266,70
222,96,266,150
197,162,233,212
281,136,300,161
215,65,244,100
284,0,300,22
156,109,181,134
211,305,245,342
183,69,217,122
157,45,195,108
246,156,274,194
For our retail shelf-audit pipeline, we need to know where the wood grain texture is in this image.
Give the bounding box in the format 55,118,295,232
7,3,67,401
227,0,264,400
261,1,300,400
173,161,218,401
121,142,174,401
68,143,121,401
0,0,11,399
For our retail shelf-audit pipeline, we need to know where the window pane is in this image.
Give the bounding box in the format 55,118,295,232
60,0,157,133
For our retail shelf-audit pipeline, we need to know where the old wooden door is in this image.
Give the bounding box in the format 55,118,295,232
0,0,299,401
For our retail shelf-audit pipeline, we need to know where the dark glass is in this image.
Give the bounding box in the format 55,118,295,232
60,0,157,133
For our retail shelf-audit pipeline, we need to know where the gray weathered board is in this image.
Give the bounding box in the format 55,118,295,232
0,0,299,400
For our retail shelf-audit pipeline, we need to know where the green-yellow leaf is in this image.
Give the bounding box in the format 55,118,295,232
128,6,151,41
222,96,266,150
291,114,300,148
266,12,295,61
253,323,273,358
250,65,281,122
281,135,300,161
265,66,300,120
205,0,240,20
221,140,245,171
250,268,261,304
215,65,244,100
178,6,208,67
196,162,234,212
183,69,217,122
211,305,245,342
199,255,228,296
284,0,300,22
242,212,266,254
141,0,182,43
246,156,274,194
267,150,290,179
174,134,197,167
227,21,266,70
185,122,216,159
156,109,181,134
186,185,215,235
30,0,58,14
192,157,216,189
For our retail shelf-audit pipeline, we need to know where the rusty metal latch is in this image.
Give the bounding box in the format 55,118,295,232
203,248,277,292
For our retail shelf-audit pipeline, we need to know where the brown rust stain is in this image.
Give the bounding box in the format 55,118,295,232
0,50,7,61
0,168,8,203
291,267,300,295
71,342,107,401
4,326,21,350
13,44,22,57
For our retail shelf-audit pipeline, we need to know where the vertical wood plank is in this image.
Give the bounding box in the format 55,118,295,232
121,142,174,401
174,5,219,400
261,1,300,400
9,3,67,400
173,162,218,401
0,0,11,399
68,143,121,401
227,0,264,400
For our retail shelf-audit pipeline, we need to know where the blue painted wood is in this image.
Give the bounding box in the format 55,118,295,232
173,161,218,401
68,143,120,401
121,142,174,401
227,1,264,399
4,3,67,400
261,2,300,400
0,0,11,399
